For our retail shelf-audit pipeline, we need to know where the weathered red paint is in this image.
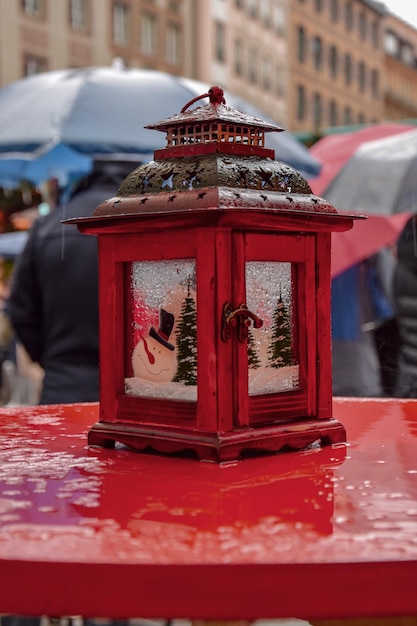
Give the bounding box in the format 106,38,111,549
69,88,360,460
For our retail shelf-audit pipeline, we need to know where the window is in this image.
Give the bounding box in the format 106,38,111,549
113,3,129,46
344,53,352,85
371,69,379,97
70,0,88,32
344,1,353,31
168,1,180,11
330,0,339,22
329,100,338,126
313,92,322,128
247,0,258,18
273,4,285,34
296,84,306,121
359,11,367,40
401,43,415,66
166,23,180,65
358,61,366,92
215,21,226,63
23,54,46,76
234,39,244,76
297,26,307,63
140,13,157,56
275,65,285,96
22,0,43,17
371,20,379,48
384,31,399,56
260,0,271,25
312,36,322,71
261,56,271,90
329,45,338,78
315,0,323,13
343,106,352,125
248,47,258,83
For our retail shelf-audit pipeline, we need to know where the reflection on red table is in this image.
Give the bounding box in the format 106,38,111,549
0,398,416,620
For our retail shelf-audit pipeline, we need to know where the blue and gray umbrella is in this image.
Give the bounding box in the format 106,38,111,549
0,66,321,186
0,143,92,188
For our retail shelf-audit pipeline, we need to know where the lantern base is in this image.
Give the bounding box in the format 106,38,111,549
88,418,346,462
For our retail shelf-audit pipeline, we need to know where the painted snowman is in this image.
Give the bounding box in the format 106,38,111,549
132,308,177,383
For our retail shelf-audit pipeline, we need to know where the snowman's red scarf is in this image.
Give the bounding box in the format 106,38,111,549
141,335,155,364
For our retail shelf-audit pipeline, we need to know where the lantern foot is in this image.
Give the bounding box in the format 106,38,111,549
88,418,346,463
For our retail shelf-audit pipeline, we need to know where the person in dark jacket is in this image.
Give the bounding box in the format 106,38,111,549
8,161,135,405
393,215,417,398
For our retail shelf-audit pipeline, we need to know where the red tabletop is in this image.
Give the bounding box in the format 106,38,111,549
0,398,417,620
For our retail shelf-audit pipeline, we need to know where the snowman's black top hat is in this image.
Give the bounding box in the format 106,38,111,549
150,308,175,351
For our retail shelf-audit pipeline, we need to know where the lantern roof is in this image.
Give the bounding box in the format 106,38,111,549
67,86,364,230
145,85,283,160
146,85,282,133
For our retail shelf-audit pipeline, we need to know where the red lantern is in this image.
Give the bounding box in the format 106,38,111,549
71,86,358,462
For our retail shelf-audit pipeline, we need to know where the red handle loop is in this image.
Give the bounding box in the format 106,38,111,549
181,86,225,113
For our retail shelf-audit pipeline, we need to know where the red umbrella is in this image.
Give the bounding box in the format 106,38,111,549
309,122,414,197
308,124,415,276
331,212,411,277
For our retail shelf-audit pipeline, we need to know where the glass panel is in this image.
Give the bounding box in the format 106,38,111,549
125,259,197,401
246,261,300,395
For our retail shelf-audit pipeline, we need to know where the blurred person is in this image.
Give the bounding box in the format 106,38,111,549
0,256,13,358
0,256,14,403
393,215,417,397
8,161,136,405
372,246,400,396
331,250,398,397
37,176,61,216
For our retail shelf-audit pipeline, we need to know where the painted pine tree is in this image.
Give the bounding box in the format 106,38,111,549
172,284,197,385
268,294,293,368
248,328,261,369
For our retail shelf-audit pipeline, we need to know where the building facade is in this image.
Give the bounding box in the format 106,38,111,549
109,0,194,77
0,0,108,83
0,0,194,85
109,0,290,127
288,0,386,135
190,0,290,127
383,11,417,121
0,0,417,136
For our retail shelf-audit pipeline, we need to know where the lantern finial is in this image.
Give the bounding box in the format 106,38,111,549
207,85,226,105
180,85,226,113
